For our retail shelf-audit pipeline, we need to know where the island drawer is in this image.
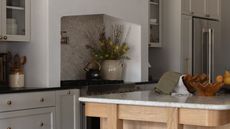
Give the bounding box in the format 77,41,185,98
0,91,55,112
179,108,230,126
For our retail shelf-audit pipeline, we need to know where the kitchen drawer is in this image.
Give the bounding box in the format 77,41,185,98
0,91,55,112
0,108,55,129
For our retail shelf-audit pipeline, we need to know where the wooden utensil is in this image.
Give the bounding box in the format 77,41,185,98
14,54,21,68
183,74,224,96
20,56,27,66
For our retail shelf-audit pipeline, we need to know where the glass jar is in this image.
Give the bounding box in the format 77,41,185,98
9,68,25,88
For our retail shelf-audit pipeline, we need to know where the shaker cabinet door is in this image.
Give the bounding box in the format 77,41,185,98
0,108,55,129
0,91,55,112
205,0,221,19
0,0,30,41
181,15,193,74
181,0,191,15
56,90,80,129
190,0,205,17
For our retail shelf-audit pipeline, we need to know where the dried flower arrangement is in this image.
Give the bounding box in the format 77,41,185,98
85,24,130,61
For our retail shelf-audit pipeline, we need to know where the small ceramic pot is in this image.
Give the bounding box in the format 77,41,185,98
101,60,124,80
9,68,25,88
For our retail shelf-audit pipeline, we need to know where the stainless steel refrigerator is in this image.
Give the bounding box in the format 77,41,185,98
192,17,220,82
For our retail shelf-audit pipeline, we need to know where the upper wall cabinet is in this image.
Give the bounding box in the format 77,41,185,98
149,0,162,48
182,0,221,20
206,0,221,20
0,0,30,42
190,0,205,17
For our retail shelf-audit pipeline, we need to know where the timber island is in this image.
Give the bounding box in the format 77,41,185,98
79,90,230,129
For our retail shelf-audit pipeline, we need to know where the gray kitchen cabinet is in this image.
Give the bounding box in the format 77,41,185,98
181,15,193,74
0,91,56,129
182,0,220,20
0,0,30,41
0,91,55,112
190,0,205,17
181,0,191,15
182,0,205,16
56,89,80,129
149,0,162,48
206,0,221,20
0,108,55,129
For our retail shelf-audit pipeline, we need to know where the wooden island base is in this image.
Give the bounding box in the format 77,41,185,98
85,103,230,129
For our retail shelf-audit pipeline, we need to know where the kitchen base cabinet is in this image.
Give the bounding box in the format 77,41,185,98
0,89,81,129
85,103,230,129
0,107,55,129
56,89,80,129
0,91,56,112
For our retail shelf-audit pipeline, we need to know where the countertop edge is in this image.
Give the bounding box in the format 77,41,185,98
79,97,230,110
0,86,82,94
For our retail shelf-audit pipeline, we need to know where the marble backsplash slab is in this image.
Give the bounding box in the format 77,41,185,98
61,14,104,80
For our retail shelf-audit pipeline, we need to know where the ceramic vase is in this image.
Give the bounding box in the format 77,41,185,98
101,60,124,80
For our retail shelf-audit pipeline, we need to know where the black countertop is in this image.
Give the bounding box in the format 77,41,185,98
0,86,80,94
0,81,155,95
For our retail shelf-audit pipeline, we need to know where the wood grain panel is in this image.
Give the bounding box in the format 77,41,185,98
100,118,107,129
179,109,230,126
119,105,171,123
101,114,230,129
85,102,230,129
108,104,123,129
86,104,122,129
122,121,230,129
167,108,183,129
85,103,110,117
123,120,166,129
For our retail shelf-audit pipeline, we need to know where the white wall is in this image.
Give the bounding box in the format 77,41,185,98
3,0,49,87
48,0,149,87
103,15,142,82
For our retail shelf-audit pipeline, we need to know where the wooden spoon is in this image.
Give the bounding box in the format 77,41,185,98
20,56,27,66
14,54,21,68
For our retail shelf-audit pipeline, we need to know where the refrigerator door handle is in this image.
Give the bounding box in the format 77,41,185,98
208,28,214,82
201,28,206,74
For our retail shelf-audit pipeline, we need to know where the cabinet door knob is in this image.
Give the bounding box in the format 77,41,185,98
40,122,44,127
40,98,45,102
7,100,12,105
67,91,71,95
190,11,194,15
0,36,2,40
7,127,12,129
3,36,7,40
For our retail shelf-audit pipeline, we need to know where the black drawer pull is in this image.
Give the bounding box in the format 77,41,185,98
40,122,44,127
40,98,45,102
7,101,12,105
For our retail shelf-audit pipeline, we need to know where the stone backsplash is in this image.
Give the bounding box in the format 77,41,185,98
61,14,104,80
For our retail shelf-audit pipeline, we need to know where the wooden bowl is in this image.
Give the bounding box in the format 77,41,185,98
183,74,224,96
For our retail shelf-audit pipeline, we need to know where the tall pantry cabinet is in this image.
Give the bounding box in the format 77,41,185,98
181,0,221,74
149,0,221,80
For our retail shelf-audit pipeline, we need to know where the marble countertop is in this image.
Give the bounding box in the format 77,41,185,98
79,90,230,110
